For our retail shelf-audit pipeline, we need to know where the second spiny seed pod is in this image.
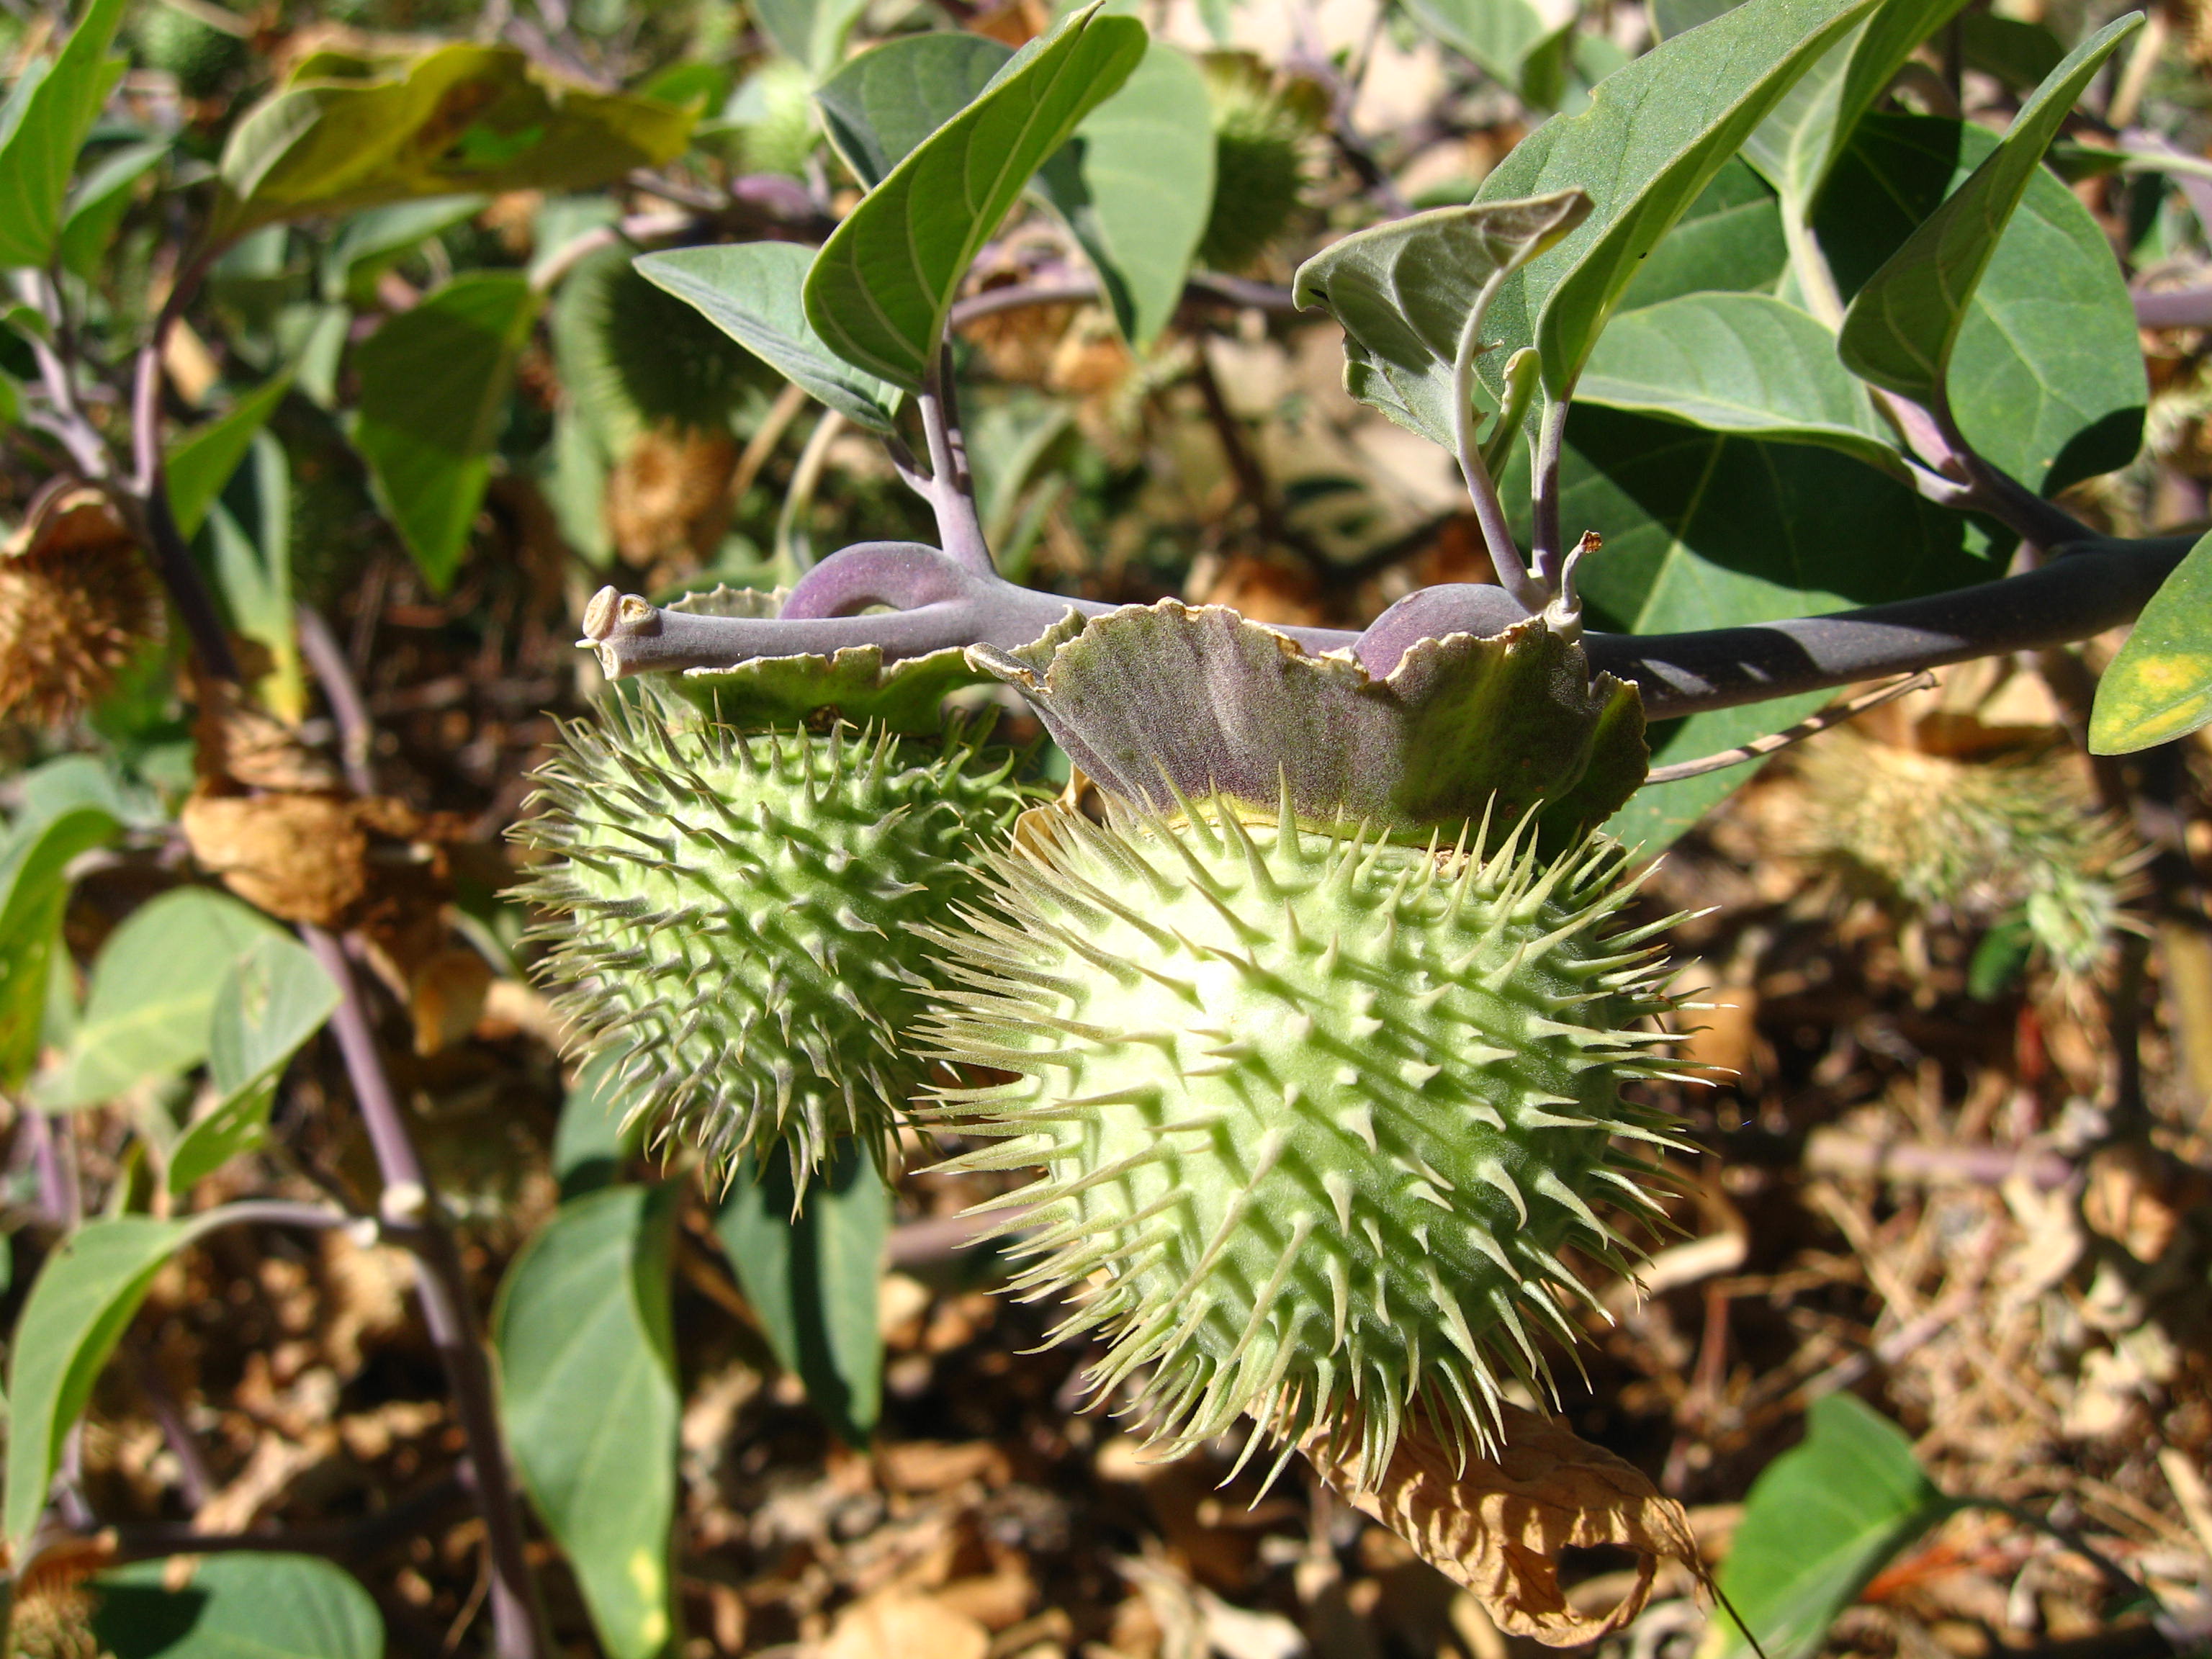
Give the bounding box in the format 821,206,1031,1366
513,680,1027,1176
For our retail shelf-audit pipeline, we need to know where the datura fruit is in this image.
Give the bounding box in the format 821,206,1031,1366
513,592,1025,1174
920,602,1690,1480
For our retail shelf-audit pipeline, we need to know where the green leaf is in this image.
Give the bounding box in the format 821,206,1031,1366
553,1048,643,1197
1818,114,2146,492
753,0,870,77
168,934,339,1192
5,1209,243,1554
94,1552,383,1658
1475,0,1876,400
351,271,543,591
814,31,1012,188
1959,14,2066,91
2090,530,2212,753
495,1184,681,1659
166,372,295,541
1291,191,1592,450
1578,292,1901,471
320,194,487,303
1550,405,1983,851
1739,0,1972,212
802,4,1148,390
1617,159,1788,310
0,804,120,1089
1837,15,2141,412
714,1142,889,1445
634,243,901,431
1403,0,1575,106
1703,1394,1961,1659
58,136,166,279
1035,41,1215,349
33,886,281,1111
216,44,692,237
0,0,130,270
204,433,305,721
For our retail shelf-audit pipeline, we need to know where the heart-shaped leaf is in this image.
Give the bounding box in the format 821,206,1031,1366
801,3,1147,390
1035,40,1215,349
1837,14,2141,412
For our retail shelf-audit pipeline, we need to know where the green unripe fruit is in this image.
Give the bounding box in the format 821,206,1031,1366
1197,58,1313,272
552,248,755,453
923,799,1686,1482
512,687,1028,1174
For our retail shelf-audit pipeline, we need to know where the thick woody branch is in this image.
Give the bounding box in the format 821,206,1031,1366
578,535,2194,724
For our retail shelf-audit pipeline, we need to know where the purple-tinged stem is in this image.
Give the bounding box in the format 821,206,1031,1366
298,924,550,1659
296,603,376,797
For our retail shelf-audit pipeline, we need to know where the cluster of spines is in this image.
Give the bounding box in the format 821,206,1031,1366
511,687,1020,1176
919,786,1697,1485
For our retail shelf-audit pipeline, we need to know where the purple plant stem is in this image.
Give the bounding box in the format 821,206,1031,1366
295,603,376,797
298,924,550,1659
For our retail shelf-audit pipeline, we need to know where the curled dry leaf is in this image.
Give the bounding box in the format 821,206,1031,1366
1298,1401,1704,1647
181,788,371,926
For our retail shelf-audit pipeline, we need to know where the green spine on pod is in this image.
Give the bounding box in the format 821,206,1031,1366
511,683,1029,1176
920,792,1690,1484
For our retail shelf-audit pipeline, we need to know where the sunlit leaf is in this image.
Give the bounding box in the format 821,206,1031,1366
1738,0,1973,212
57,136,166,279
1474,0,1877,400
5,1210,246,1555
0,0,130,269
93,1552,383,1659
714,1142,889,1446
802,3,1146,390
351,271,543,591
2090,530,2212,754
166,372,295,541
1819,114,2146,493
1578,292,1900,471
634,242,901,431
215,44,691,236
1701,1394,1960,1659
169,934,341,1192
1035,40,1215,348
752,0,871,77
496,1184,681,1659
1403,0,1578,107
33,886,281,1110
1837,16,2140,413
0,804,120,1089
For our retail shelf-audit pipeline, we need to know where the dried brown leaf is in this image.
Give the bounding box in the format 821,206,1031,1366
1299,1402,1703,1647
180,788,369,925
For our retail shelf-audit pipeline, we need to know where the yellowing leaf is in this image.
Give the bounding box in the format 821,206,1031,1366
2092,530,2212,754
216,44,691,236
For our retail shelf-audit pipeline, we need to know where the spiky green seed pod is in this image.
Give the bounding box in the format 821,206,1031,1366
1197,57,1315,272
922,796,1687,1484
1786,729,2135,980
552,248,755,454
512,685,1028,1174
135,4,247,96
